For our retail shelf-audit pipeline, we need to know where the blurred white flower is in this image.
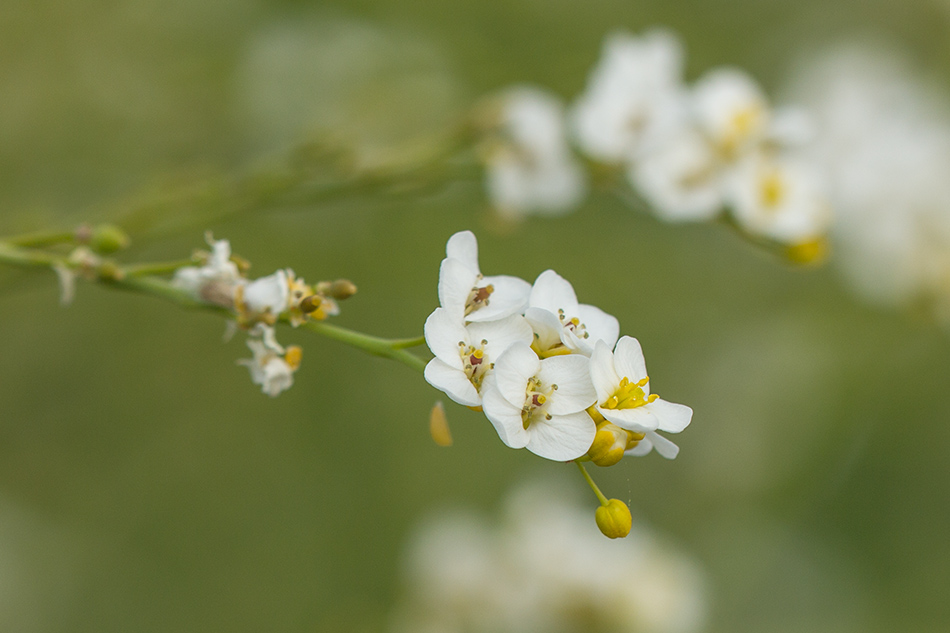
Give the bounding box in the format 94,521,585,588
629,123,726,222
237,324,301,397
438,230,531,323
483,86,587,218
481,342,596,461
238,269,289,322
787,45,950,317
590,337,692,459
727,154,831,244
390,481,707,633
571,29,686,162
692,67,770,158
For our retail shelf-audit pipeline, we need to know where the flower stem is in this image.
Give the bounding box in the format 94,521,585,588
123,259,198,277
2,229,76,249
575,460,610,507
303,321,427,374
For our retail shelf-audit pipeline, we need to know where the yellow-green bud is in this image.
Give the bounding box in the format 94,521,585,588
328,279,358,300
89,224,130,254
586,421,628,467
595,499,632,539
785,237,828,266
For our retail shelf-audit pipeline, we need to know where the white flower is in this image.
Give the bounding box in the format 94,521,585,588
526,270,619,356
571,29,686,162
423,308,533,407
589,337,692,459
237,324,301,397
629,123,726,221
484,86,587,217
727,154,831,244
481,342,596,461
173,235,242,302
438,230,531,323
692,67,770,157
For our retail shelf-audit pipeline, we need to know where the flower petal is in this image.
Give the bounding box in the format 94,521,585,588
625,436,654,457
424,359,481,407
648,398,693,433
575,304,620,350
537,354,596,415
466,274,531,322
481,378,529,449
467,315,534,362
599,405,659,432
524,307,563,352
437,258,479,321
243,270,289,314
613,336,648,384
525,411,596,461
529,269,579,314
589,340,621,406
424,308,468,369
646,430,680,459
445,230,480,274
492,343,541,408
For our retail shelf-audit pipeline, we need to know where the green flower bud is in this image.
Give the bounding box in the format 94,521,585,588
595,499,632,539
89,224,130,254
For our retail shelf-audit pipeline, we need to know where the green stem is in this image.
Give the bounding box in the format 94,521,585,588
389,335,427,349
0,242,60,267
2,230,76,249
123,259,198,277
303,320,427,374
575,460,610,507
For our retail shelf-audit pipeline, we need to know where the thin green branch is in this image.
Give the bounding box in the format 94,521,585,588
303,321,427,374
575,460,609,507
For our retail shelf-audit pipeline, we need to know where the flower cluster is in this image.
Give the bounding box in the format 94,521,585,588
424,230,692,463
173,234,356,397
478,29,830,255
788,45,950,324
390,481,707,633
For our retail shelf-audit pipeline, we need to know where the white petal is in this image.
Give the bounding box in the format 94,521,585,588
575,304,620,350
647,398,693,433
625,436,654,457
613,336,648,384
424,359,481,407
492,343,541,408
445,231,480,274
481,379,529,449
465,274,531,322
437,258,479,321
529,270,579,314
423,308,467,369
646,430,680,459
524,307,563,351
599,405,659,432
537,354,596,415
467,315,534,362
589,340,621,405
525,411,596,461
243,270,289,314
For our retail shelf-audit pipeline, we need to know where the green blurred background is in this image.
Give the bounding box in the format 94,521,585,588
2,0,950,631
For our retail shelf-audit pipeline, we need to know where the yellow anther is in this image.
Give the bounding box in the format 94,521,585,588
283,346,303,370
595,499,632,539
603,375,655,410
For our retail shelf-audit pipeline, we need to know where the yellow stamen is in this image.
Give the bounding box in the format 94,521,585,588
602,376,656,410
284,346,303,371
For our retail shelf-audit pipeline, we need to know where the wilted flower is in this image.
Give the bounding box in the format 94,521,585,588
237,324,302,397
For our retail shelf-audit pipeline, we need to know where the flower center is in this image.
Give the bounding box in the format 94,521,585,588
458,339,493,391
557,309,590,340
602,376,658,410
521,376,558,429
759,169,786,209
464,280,495,316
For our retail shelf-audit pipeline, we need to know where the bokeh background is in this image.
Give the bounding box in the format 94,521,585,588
2,0,950,631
